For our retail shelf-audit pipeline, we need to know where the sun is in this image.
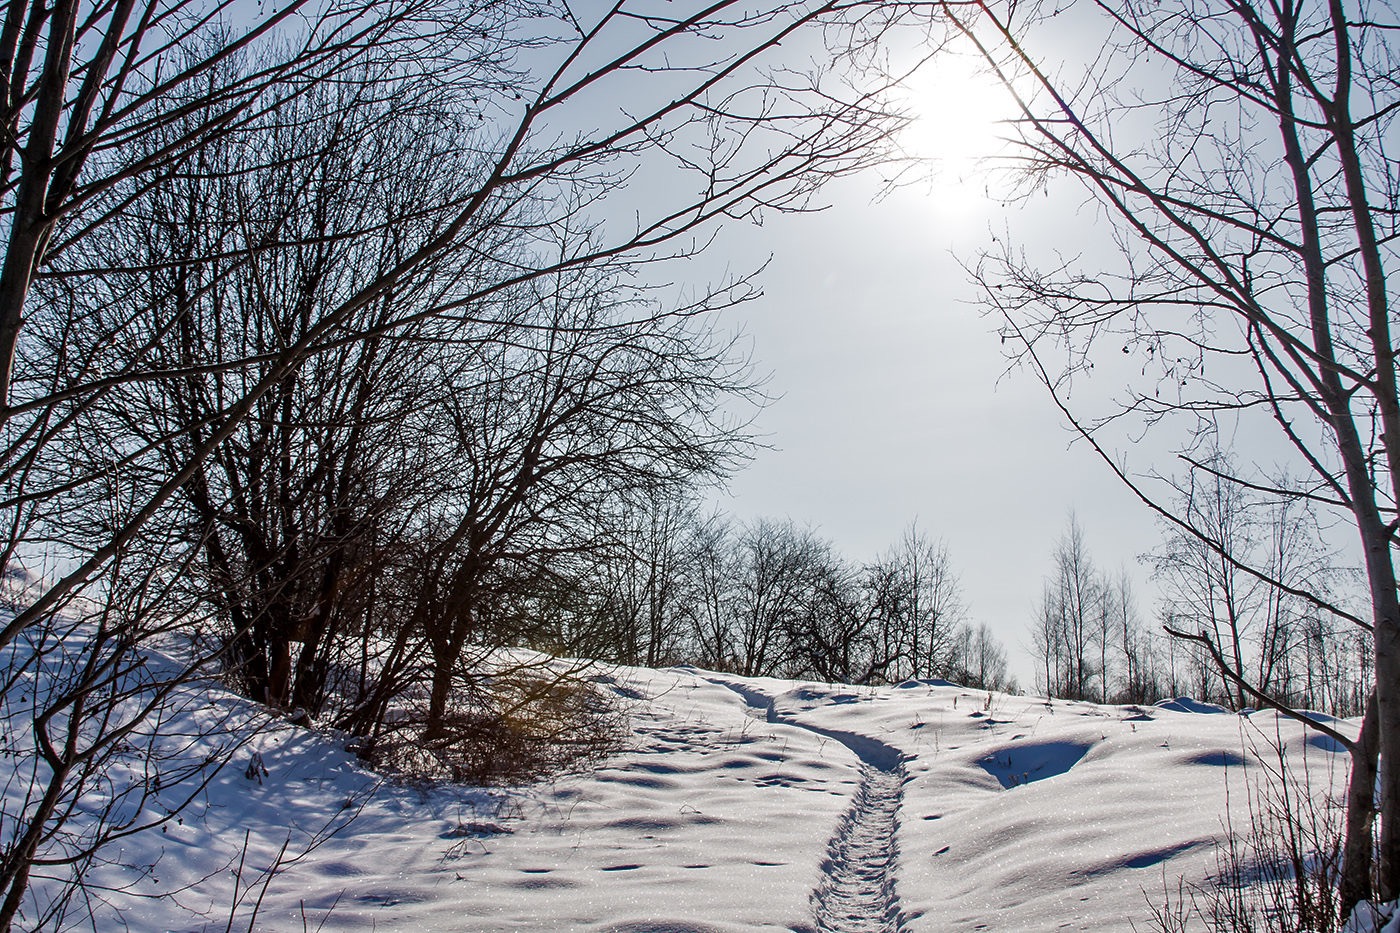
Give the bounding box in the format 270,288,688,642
892,52,1019,218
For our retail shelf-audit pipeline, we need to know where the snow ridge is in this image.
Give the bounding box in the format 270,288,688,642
708,678,908,932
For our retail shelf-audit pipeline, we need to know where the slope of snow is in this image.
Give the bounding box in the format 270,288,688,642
27,665,1352,932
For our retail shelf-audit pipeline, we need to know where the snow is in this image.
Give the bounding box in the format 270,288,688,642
20,664,1353,932
1346,901,1400,933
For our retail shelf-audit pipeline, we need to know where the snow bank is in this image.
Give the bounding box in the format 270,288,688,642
8,663,1355,931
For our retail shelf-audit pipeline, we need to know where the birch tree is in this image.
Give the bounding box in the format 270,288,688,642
949,0,1398,912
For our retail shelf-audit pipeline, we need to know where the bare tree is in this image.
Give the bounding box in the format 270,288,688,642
1105,568,1155,703
947,622,1017,693
56,65,460,716
867,523,966,681
684,512,741,672
724,518,823,677
947,0,1398,911
562,490,701,668
785,551,883,684
0,0,920,920
1148,458,1263,710
402,266,755,744
1032,514,1103,701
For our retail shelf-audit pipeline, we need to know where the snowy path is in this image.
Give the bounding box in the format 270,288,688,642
58,663,1359,932
709,678,908,933
811,758,906,933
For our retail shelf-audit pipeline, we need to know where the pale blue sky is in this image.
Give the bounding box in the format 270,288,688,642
699,162,1168,685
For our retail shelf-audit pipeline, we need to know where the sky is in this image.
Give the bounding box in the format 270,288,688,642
682,49,1184,688
576,5,1365,690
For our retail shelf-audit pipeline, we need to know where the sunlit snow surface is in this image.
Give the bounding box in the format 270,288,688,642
70,667,1350,932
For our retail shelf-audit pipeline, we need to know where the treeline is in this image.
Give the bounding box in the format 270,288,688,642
548,509,1017,692
1032,500,1370,717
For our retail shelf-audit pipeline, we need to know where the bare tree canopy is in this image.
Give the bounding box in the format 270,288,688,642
0,0,936,924
943,0,1398,915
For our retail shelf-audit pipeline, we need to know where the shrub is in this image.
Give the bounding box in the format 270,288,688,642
359,667,626,785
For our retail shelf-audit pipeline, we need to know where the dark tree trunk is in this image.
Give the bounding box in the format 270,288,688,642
425,651,455,742
1340,690,1379,918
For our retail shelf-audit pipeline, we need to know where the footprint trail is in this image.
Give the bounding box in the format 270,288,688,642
709,679,908,933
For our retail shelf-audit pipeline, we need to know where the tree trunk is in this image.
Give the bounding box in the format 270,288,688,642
1334,483,1400,900
425,618,467,742
289,550,347,714
425,653,455,742
1374,598,1400,899
1340,690,1379,918
0,757,70,933
267,634,293,709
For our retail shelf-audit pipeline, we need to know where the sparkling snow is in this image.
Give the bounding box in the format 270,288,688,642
59,666,1351,932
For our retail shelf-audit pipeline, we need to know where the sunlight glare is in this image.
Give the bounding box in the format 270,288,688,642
894,53,1018,219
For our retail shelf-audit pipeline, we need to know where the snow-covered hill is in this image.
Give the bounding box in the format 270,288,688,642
77,666,1352,932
